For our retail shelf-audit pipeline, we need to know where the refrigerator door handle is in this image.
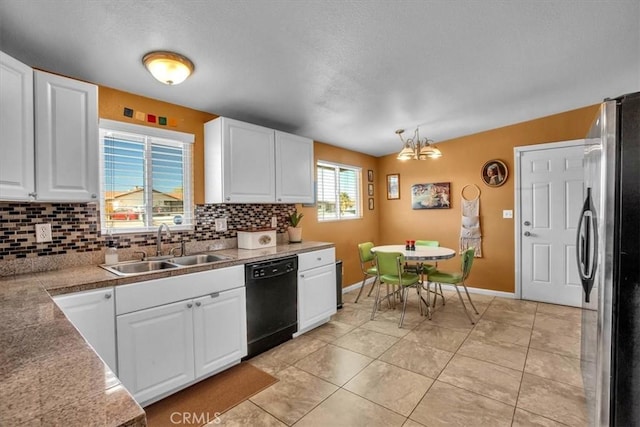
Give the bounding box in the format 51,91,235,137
576,188,598,303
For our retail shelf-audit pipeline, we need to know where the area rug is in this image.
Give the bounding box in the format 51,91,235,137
145,363,278,427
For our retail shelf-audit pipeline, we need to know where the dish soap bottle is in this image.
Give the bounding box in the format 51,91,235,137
105,240,119,265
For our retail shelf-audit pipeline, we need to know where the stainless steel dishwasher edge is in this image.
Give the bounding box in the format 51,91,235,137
244,255,298,359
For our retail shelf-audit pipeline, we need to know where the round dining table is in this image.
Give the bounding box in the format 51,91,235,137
370,245,456,261
370,244,456,318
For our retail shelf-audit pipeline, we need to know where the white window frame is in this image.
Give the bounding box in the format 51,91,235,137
99,119,195,234
316,160,362,222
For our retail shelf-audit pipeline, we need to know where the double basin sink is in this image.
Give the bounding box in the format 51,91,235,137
101,253,232,276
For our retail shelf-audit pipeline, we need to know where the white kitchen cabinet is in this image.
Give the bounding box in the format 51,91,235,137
34,70,99,202
53,287,117,374
297,248,337,334
205,116,314,204
115,266,247,405
0,51,34,201
275,131,314,204
193,287,247,378
0,50,98,202
117,299,195,405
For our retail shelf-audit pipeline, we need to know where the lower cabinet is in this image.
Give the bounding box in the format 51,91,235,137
298,248,337,333
117,286,247,405
53,287,117,374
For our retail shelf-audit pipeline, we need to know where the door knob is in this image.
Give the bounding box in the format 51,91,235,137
195,301,201,307
524,231,531,237
187,303,193,308
524,221,531,226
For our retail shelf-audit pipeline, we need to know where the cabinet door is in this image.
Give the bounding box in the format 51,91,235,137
275,131,314,204
117,300,195,404
34,70,99,202
298,263,337,332
0,51,34,201
193,287,247,378
53,287,117,374
222,118,275,203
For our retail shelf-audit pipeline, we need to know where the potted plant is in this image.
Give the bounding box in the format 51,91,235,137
287,210,304,243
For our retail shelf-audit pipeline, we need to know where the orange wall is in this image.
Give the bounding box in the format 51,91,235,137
298,142,380,288
98,86,217,204
377,105,600,293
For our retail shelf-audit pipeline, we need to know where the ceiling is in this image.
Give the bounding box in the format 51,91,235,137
1,1,639,157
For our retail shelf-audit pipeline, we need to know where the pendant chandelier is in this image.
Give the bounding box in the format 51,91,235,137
396,128,442,160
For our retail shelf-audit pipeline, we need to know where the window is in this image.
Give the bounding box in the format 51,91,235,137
316,161,362,221
99,119,194,233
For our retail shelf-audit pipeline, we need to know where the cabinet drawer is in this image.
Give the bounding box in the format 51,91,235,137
116,265,244,315
298,248,335,272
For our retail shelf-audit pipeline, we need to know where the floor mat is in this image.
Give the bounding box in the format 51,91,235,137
145,362,278,426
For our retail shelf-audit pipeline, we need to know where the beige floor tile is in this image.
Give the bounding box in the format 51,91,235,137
333,328,399,358
331,305,373,326
457,335,528,371
490,297,538,314
247,351,291,377
438,354,522,405
344,360,434,416
481,304,535,329
402,419,425,427
517,373,588,426
404,321,469,352
294,344,373,386
379,338,453,379
343,287,378,307
512,408,567,427
410,380,514,427
530,327,581,359
536,303,582,323
533,312,581,338
426,304,477,332
525,348,585,388
303,320,356,343
265,335,327,364
214,400,286,426
295,388,406,427
359,318,412,338
469,319,531,347
249,366,337,425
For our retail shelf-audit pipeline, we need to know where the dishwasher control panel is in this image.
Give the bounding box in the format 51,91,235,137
246,256,298,280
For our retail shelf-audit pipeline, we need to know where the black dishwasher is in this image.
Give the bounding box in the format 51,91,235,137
244,256,298,359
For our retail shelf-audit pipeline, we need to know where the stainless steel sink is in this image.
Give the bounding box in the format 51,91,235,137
168,254,230,266
101,260,179,276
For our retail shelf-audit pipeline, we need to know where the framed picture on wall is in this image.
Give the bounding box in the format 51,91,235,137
368,183,374,196
411,182,451,209
367,170,374,182
368,198,374,210
481,159,508,187
387,174,400,199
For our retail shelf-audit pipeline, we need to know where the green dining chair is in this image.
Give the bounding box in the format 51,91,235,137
354,242,378,303
372,251,421,328
414,240,445,308
426,247,479,324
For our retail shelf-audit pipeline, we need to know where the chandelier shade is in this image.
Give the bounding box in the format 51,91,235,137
395,128,441,160
142,51,194,85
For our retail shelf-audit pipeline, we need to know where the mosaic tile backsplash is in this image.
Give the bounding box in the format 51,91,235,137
0,202,296,262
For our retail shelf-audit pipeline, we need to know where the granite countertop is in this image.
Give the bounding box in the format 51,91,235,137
0,241,334,426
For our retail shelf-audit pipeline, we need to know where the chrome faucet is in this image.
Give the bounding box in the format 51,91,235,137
156,224,171,256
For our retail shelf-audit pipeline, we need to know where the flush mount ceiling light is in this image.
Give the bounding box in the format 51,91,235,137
395,127,442,160
142,51,194,85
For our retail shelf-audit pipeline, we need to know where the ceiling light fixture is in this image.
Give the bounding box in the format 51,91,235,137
395,128,442,160
142,51,194,85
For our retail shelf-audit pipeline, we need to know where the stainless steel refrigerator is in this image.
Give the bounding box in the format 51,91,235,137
577,91,640,426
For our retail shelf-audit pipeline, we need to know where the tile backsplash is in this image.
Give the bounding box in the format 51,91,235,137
0,202,296,275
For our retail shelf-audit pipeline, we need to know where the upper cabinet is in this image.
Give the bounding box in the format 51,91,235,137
0,50,99,202
205,117,314,204
0,51,35,200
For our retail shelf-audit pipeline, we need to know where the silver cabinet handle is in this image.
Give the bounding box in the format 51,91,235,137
104,293,112,299
524,231,531,237
187,303,193,308
210,292,220,298
317,257,322,261
195,301,202,307
300,274,305,278
524,221,531,226
225,197,231,201
91,194,97,199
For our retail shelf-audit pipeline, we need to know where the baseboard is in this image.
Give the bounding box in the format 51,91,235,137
437,283,515,299
342,277,375,294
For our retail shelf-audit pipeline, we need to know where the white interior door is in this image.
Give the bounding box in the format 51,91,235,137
518,142,585,307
